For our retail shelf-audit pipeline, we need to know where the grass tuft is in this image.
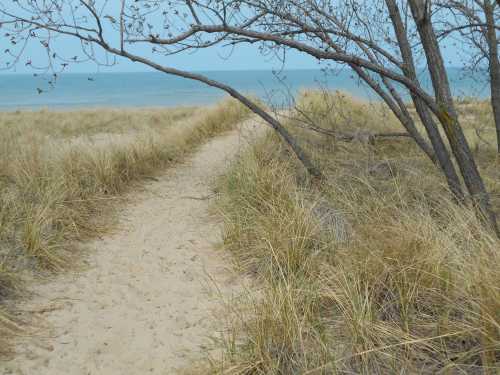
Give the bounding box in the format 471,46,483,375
213,92,500,374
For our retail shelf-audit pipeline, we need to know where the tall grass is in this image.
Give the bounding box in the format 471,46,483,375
0,98,249,352
214,92,500,374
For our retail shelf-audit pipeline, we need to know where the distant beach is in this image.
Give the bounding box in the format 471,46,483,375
0,68,491,110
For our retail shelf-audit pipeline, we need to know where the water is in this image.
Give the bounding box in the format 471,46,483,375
0,68,491,110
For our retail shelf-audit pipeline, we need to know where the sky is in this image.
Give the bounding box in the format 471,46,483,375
1,38,328,74
0,0,323,74
0,1,466,75
2,36,465,75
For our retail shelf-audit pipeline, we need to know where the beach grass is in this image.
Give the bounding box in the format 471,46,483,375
0,98,250,354
213,91,500,374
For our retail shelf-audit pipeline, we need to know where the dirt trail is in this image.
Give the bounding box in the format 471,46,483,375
4,119,262,375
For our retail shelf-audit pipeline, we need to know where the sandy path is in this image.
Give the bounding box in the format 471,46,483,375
4,119,261,375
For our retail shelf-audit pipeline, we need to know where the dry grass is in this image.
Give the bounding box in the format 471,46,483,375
0,98,250,353
213,91,500,374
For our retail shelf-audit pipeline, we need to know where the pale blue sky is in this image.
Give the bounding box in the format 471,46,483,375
2,39,328,74
0,0,465,75
2,39,465,75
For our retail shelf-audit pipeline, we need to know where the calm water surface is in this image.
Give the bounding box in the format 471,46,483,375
0,68,490,110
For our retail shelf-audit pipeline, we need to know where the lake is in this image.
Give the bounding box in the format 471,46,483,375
0,68,491,110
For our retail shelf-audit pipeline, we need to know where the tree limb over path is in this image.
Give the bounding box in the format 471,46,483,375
1,0,498,235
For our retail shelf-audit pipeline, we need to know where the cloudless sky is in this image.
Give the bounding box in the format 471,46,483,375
2,39,330,74
2,39,465,75
0,1,465,75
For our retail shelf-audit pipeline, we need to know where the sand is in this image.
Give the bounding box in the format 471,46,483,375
4,119,262,375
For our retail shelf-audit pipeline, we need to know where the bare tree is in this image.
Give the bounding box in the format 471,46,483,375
0,0,497,234
407,0,498,231
385,0,464,200
437,0,500,153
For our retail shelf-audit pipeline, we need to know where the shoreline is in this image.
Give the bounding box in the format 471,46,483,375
0,94,492,113
0,103,205,113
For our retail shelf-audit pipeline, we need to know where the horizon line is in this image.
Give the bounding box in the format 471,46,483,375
0,66,470,76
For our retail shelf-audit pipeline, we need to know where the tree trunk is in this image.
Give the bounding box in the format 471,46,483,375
409,0,499,235
350,65,437,161
484,0,500,153
386,0,464,201
305,30,437,173
321,30,437,164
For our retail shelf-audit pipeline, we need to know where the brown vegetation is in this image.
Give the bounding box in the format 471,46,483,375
0,99,249,356
214,92,499,374
2,0,499,232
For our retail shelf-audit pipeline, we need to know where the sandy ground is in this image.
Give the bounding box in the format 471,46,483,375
4,119,262,375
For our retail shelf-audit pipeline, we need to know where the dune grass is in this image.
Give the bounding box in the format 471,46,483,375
214,91,500,374
0,98,250,355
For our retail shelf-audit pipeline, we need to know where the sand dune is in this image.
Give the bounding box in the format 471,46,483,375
5,119,262,375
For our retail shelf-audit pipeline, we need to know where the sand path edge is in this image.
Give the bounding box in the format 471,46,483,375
3,118,263,375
